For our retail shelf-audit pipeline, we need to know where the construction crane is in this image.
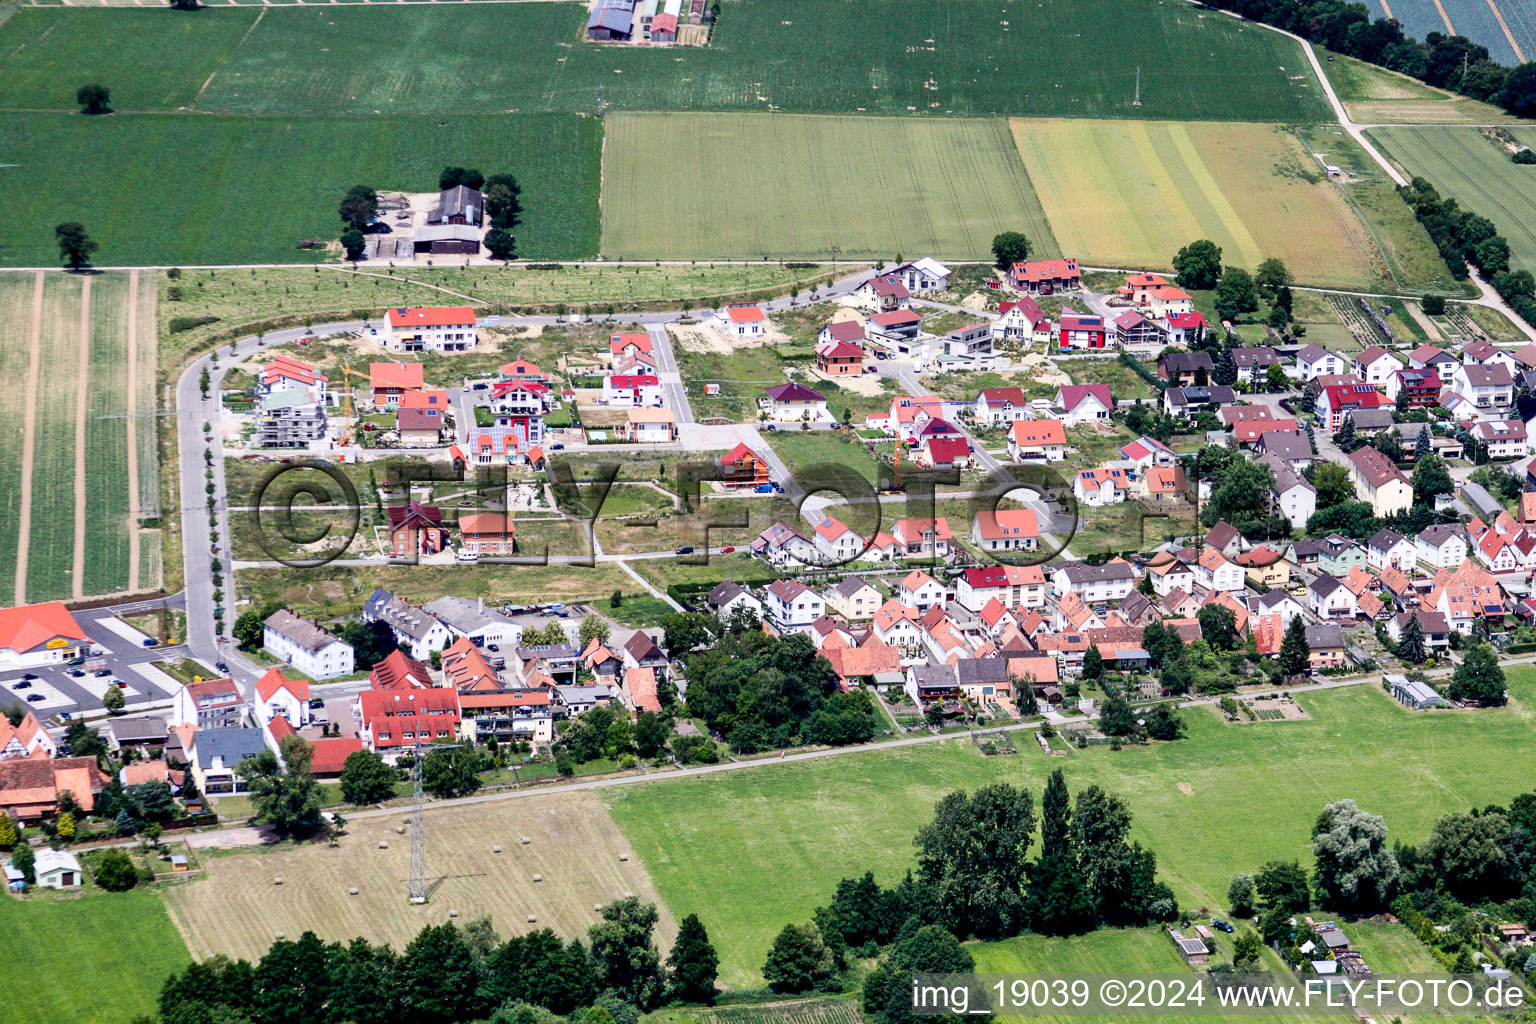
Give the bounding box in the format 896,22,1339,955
406,740,463,904
334,363,371,446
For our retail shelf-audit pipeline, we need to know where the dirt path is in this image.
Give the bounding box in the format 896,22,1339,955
1405,299,1444,342
13,272,44,606
71,275,92,599
126,270,141,592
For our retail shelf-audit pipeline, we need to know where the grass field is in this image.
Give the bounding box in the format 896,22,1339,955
1012,119,1444,292
0,112,601,266
24,272,84,602
1313,46,1526,124
0,1,1330,123
604,669,1536,987
84,272,133,595
601,113,1057,261
1370,126,1536,274
0,274,36,595
0,886,190,1024
166,790,679,963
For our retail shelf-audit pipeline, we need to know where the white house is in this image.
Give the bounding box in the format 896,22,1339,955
1052,562,1136,603
1449,363,1515,415
891,258,952,293
1270,464,1318,532
602,373,663,407
1056,385,1112,426
954,565,1047,612
1008,419,1068,462
1193,548,1245,593
896,570,946,611
1308,574,1357,620
706,580,764,621
974,387,1031,425
811,516,864,564
625,407,677,443
254,668,310,728
1352,346,1402,388
1147,557,1195,597
1348,446,1413,518
1073,467,1131,506
764,383,829,422
1367,528,1417,573
0,601,92,670
380,306,478,353
714,304,768,338
970,509,1040,552
752,522,815,568
424,596,524,651
366,594,453,661
764,579,825,632
1295,344,1345,381
1417,524,1467,570
262,609,355,680
33,848,83,889
1469,418,1529,458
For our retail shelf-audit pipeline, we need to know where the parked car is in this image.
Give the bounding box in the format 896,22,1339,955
68,669,84,677
1211,918,1235,933
141,638,159,648
550,443,565,450
720,546,736,553
216,662,229,672
93,669,112,678
754,483,774,493
309,697,325,709
26,694,44,703
456,550,481,563
115,679,128,688
675,545,695,555
12,680,31,690
21,672,37,680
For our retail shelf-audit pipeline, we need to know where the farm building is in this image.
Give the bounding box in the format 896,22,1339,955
587,0,635,41
412,224,482,257
427,186,483,228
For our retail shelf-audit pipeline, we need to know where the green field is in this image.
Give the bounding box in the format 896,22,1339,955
0,274,35,596
0,112,601,266
604,670,1536,987
24,273,84,602
1360,0,1530,69
1370,126,1536,274
0,887,191,1024
602,113,1057,260
1012,119,1449,292
1313,46,1526,125
0,1,1330,123
84,272,133,595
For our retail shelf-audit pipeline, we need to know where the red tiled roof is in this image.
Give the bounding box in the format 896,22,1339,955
0,601,88,654
386,306,476,328
369,362,425,390
256,668,309,703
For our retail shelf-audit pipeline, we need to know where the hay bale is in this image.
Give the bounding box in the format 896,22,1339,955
623,891,634,899
520,836,530,845
349,888,359,896
618,853,629,862
275,932,285,941
526,914,537,923
273,877,283,885
449,909,459,918
492,845,501,853
594,903,603,912
379,841,389,849
396,826,407,835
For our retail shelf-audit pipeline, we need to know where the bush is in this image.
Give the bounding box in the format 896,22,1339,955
93,850,138,891
1422,295,1446,315
168,315,222,334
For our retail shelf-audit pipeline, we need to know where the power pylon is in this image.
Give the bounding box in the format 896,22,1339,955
408,741,462,904
1133,67,1142,107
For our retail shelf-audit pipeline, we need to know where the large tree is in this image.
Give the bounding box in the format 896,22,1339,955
1278,616,1310,677
420,745,485,798
991,231,1031,270
340,229,366,261
483,173,522,228
1197,604,1238,651
1446,642,1506,704
1173,239,1223,290
862,925,977,1024
402,923,483,1024
1412,453,1452,507
485,227,516,262
339,749,398,805
588,897,664,1009
1396,614,1428,664
1311,799,1400,911
914,783,1035,938
238,735,323,835
1227,872,1257,917
1253,257,1293,297
76,84,112,115
1254,860,1310,914
1028,769,1090,935
1497,62,1536,118
439,166,485,190
1416,810,1514,900
55,222,97,270
1214,267,1260,322
338,185,379,232
666,914,719,1004
762,922,837,994
1200,459,1275,530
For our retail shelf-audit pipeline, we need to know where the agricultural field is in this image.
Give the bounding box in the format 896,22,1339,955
0,274,36,597
165,790,679,963
604,669,1536,987
0,1,1330,123
0,112,601,267
1370,126,1536,274
0,886,190,1024
1012,119,1447,292
1360,0,1530,68
23,273,86,603
1312,46,1525,124
646,999,862,1024
601,113,1057,261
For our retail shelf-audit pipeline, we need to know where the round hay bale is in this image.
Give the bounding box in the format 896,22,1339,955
275,932,285,941
396,826,407,835
349,888,359,895
520,836,531,845
492,845,501,853
526,914,538,923
618,853,629,862
449,909,459,918
273,877,283,885
623,891,635,899
594,903,603,912
379,841,389,849
532,873,543,882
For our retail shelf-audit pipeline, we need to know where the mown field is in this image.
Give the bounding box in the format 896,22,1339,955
0,1,1330,122
601,113,1057,260
0,886,190,1024
0,274,35,598
1011,119,1445,292
1313,46,1525,125
166,790,679,963
605,669,1536,988
1370,125,1536,273
1361,0,1529,68
0,112,601,266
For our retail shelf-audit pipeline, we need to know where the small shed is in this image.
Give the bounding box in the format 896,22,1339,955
171,854,190,872
34,848,83,890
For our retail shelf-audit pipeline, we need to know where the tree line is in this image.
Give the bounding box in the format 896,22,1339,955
760,772,1176,1018
140,897,719,1024
336,166,523,261
1398,178,1536,332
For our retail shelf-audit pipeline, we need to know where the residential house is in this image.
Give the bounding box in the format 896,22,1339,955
817,318,865,349
259,355,329,404
853,274,912,312
1253,431,1315,472
258,390,328,448
1193,548,1245,593
826,577,880,621
1408,344,1459,372
1470,419,1529,459
1367,528,1417,573
1308,575,1357,621
887,395,945,436
609,333,653,362
622,630,670,672
891,258,952,293
872,600,925,659
713,304,767,338
1417,524,1468,569
892,518,953,559
1449,363,1515,415
1145,286,1194,318
1056,385,1113,426
1353,346,1403,387
1147,557,1195,598
171,678,244,730
993,298,1053,345
943,322,996,366
498,360,548,384
386,500,449,558
1119,435,1178,470
716,443,771,490
751,522,814,568
905,664,960,706
1008,258,1080,294
955,565,1047,612
1056,311,1108,351
1348,446,1413,517
395,389,452,445
811,516,864,564
366,592,452,660
253,668,310,729
0,756,105,822
816,339,864,376
456,513,517,557
1317,533,1369,576
1117,272,1172,306
262,609,354,679
366,648,434,690
1386,611,1452,655
764,579,825,633
1317,384,1388,432
0,601,91,670
1460,338,1520,372
625,407,677,443
1204,521,1246,559
1237,546,1290,589
974,387,1031,425
705,580,762,621
1142,464,1189,503
1165,311,1208,346
1158,352,1214,386
956,658,1011,704
1053,561,1136,603
922,437,972,469
356,689,461,758
1008,419,1068,462
190,727,268,795
1231,347,1281,384
602,373,663,407
1386,367,1442,408
1074,467,1131,506
1112,310,1165,348
865,309,924,354
1164,385,1235,420
764,383,828,422
381,307,478,353
101,717,165,759
896,570,946,612
1296,345,1346,382
425,595,522,650
970,508,1040,552
1304,623,1347,669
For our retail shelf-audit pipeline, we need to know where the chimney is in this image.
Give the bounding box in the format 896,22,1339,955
478,596,484,615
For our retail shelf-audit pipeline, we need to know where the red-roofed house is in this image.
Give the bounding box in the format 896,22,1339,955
0,712,55,761
1008,258,1081,294
1009,418,1068,461
1074,467,1132,506
892,518,953,559
1057,311,1108,351
816,340,864,376
1118,273,1171,305
0,757,107,822
458,513,516,556
370,362,425,407
994,298,1053,345
610,333,653,359
1056,385,1112,425
970,509,1040,553
369,649,434,691
973,386,1030,424
713,304,767,338
717,443,770,489
1233,417,1299,444
356,689,461,757
818,319,865,347
623,667,662,714
922,437,972,469
255,668,311,728
0,601,90,669
381,306,478,353
602,373,662,407
1318,384,1388,432
308,737,365,778
387,500,449,556
260,355,329,403
1166,311,1208,346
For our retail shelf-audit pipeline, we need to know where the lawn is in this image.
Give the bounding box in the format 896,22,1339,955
0,886,191,1024
1012,119,1444,292
1456,301,1529,341
1072,501,1184,559
0,112,601,267
762,430,884,487
604,670,1536,988
601,113,1058,261
1369,126,1536,274
1312,45,1525,124
24,272,84,602
1,1,1329,123
673,341,799,422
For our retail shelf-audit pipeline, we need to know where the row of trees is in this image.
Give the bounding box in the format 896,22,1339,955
762,773,1177,1002
146,898,720,1024
1198,0,1536,118
1399,178,1536,330
336,168,523,261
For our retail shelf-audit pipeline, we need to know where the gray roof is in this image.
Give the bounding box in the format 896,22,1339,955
1255,430,1312,462
1305,623,1346,648
555,684,615,705
832,576,876,598
1258,589,1301,611
1161,352,1214,372
1349,408,1394,430
264,609,347,654
706,580,752,608
910,664,956,688
424,596,515,636
1310,574,1343,598
1231,347,1280,368
106,717,169,742
1368,528,1407,553
1459,481,1502,517
375,597,443,642
431,185,482,225
413,223,481,243
1419,524,1465,547
955,658,1010,685
1058,561,1136,583
193,728,268,770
